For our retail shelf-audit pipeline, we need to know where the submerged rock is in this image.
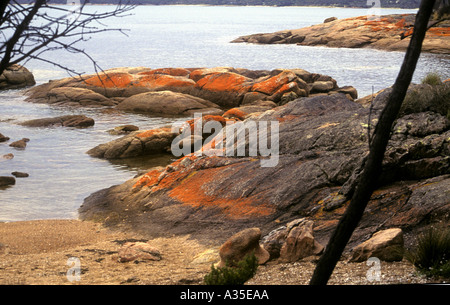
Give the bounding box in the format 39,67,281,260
21,115,95,128
107,125,139,135
11,172,29,178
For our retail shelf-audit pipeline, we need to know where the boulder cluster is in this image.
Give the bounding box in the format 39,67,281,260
24,66,358,115
232,14,450,54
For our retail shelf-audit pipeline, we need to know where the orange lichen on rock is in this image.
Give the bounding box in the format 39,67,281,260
427,27,450,37
195,72,252,93
133,168,164,189
136,127,174,139
222,108,247,120
395,18,406,28
84,72,134,88
168,164,275,219
135,74,195,89
184,115,229,133
251,71,297,95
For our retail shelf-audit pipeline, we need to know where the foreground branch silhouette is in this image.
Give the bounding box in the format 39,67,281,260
309,0,437,285
0,0,135,76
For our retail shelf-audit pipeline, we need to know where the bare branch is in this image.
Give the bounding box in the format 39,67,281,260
0,0,136,76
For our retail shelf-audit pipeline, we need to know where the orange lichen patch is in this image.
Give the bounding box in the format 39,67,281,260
135,74,195,88
188,67,232,82
168,165,275,219
184,115,229,133
251,71,297,95
370,26,385,32
195,72,252,93
272,81,299,97
427,27,450,37
136,127,174,139
364,20,384,26
84,72,134,88
395,18,406,29
133,168,164,189
344,16,367,22
402,28,414,38
138,68,191,77
444,78,450,83
222,108,247,120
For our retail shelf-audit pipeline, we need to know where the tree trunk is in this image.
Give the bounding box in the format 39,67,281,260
309,0,437,285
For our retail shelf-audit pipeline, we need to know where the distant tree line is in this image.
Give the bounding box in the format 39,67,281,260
21,0,421,9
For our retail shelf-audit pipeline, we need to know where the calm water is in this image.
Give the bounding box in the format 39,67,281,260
1,5,449,221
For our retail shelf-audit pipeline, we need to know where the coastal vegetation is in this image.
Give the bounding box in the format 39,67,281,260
400,73,450,119
203,253,259,285
406,226,450,279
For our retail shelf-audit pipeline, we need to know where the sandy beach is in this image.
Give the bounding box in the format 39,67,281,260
0,219,442,285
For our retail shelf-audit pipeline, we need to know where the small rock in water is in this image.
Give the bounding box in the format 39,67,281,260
0,176,16,187
9,138,30,149
0,132,10,142
11,171,29,178
107,124,139,135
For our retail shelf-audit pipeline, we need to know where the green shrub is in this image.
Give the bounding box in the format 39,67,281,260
405,226,450,279
400,82,450,119
421,72,443,86
203,253,259,285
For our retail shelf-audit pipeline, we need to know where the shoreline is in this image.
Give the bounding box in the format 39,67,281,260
0,218,443,285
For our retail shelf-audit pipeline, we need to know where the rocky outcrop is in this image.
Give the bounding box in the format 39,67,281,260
21,115,95,128
25,67,357,116
26,87,116,108
79,83,450,249
232,14,450,54
87,127,178,159
0,64,35,90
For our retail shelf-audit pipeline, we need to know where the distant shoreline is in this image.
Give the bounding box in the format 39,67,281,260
31,3,421,10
